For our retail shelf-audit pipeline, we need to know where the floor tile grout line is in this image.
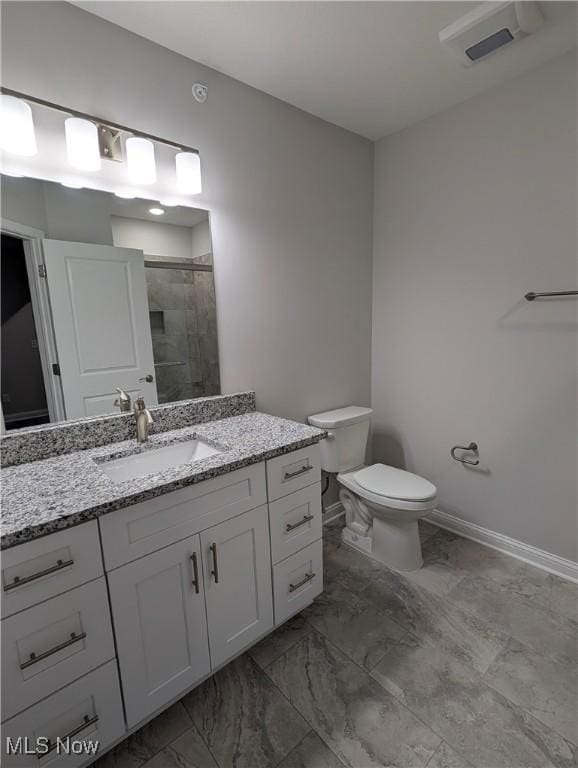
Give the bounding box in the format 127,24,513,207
480,675,578,751
407,528,578,627
325,545,578,753
271,729,313,768
264,670,349,768
365,629,578,763
315,628,449,754
442,564,578,633
110,702,193,768
250,621,314,672
265,624,446,765
324,556,510,680
180,703,228,768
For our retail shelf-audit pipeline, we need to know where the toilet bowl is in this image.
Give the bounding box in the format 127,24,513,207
338,464,437,571
308,406,437,572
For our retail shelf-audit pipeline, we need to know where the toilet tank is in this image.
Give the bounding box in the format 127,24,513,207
308,406,372,473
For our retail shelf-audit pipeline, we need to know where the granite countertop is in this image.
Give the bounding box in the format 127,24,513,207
1,412,326,549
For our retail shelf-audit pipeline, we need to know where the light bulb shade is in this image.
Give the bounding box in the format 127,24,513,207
126,137,156,185
175,152,202,195
64,117,101,171
0,96,37,157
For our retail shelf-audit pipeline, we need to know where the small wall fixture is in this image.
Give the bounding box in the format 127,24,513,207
0,95,37,157
126,137,157,185
148,207,165,216
64,117,101,172
175,152,202,195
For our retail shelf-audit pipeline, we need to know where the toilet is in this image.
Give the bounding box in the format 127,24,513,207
308,406,437,572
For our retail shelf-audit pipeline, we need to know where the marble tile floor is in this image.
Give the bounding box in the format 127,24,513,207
93,519,577,768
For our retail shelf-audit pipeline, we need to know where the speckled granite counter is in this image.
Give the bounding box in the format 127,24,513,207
1,412,326,549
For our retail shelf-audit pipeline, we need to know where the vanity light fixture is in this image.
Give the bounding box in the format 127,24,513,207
0,88,203,205
64,117,101,171
126,137,157,185
0,95,37,156
175,151,202,195
149,207,165,216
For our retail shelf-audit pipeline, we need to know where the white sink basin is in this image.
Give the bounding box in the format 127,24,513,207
98,439,221,483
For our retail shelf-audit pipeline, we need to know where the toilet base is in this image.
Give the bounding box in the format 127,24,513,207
342,517,423,572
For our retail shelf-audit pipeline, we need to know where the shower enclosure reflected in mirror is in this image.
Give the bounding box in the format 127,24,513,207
1,176,220,430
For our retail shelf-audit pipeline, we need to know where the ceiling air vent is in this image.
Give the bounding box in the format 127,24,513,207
439,1,544,66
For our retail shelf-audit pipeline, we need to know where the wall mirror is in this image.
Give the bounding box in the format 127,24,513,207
1,176,220,430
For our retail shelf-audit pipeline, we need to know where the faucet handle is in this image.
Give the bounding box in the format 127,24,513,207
114,388,131,412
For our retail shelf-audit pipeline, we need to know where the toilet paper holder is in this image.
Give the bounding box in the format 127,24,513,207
451,442,480,466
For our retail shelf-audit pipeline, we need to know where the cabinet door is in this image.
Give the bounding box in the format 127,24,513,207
107,535,210,727
202,505,273,669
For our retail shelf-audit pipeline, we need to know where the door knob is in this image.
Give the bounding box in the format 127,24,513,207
139,374,154,383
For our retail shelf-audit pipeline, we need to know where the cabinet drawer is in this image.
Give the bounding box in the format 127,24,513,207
1,660,125,767
99,463,267,570
266,445,320,502
1,523,103,619
273,539,323,626
1,578,116,722
269,484,322,565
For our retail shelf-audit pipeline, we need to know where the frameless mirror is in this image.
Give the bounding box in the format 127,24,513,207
1,176,220,430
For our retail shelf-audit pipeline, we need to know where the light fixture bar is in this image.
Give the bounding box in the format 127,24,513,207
0,87,200,157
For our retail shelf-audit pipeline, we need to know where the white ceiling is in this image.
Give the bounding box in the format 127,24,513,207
76,1,577,140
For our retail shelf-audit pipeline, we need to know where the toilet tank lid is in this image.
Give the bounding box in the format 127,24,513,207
308,406,373,429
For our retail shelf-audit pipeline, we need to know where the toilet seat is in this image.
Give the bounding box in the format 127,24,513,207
338,465,437,513
353,464,436,502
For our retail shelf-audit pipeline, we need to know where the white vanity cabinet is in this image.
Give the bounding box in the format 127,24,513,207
2,442,323,765
107,534,211,727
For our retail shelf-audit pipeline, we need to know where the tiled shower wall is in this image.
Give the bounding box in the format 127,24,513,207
146,264,220,403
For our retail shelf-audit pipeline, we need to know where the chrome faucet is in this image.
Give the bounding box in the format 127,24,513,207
114,388,132,413
134,396,154,442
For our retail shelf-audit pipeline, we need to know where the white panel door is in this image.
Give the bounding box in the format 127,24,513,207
42,239,157,419
107,535,210,727
202,505,273,669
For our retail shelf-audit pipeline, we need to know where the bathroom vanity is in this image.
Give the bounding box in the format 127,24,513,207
0,396,325,766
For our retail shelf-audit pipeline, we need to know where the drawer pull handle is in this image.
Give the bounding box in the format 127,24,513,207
42,714,99,757
210,543,219,583
283,465,312,480
20,631,87,670
190,552,200,594
286,514,314,532
4,558,74,592
289,572,315,593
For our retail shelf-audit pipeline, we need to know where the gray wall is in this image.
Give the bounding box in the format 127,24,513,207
372,53,577,561
1,2,373,430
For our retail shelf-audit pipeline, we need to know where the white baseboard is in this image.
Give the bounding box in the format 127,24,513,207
323,501,344,525
427,509,578,584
